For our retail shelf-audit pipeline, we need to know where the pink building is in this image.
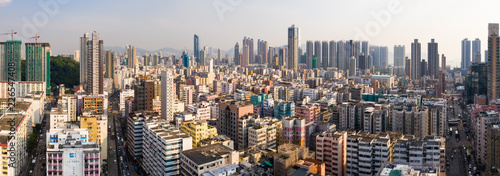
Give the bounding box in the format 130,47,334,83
282,117,306,147
296,104,320,124
315,131,346,176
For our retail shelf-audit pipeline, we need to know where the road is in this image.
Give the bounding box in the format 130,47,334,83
108,91,140,176
446,98,477,176
22,100,55,176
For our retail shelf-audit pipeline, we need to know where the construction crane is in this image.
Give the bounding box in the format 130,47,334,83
29,34,40,43
0,30,17,40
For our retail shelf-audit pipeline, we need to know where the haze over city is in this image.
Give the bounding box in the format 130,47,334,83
1,0,499,66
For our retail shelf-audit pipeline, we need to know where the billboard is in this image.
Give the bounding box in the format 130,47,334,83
62,148,83,176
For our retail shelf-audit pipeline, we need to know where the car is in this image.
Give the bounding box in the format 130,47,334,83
114,160,117,164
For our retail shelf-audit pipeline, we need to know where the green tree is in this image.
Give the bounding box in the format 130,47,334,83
50,56,79,94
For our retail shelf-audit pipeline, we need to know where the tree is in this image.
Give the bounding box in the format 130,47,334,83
50,56,79,94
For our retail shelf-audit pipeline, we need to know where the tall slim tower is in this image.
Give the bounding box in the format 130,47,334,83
242,45,249,67
306,41,313,69
80,33,89,87
488,23,500,101
194,34,199,62
428,39,439,79
461,38,471,72
411,39,421,80
127,45,137,73
25,42,51,94
314,41,322,69
337,41,346,73
234,42,240,66
243,37,254,64
322,41,329,70
288,25,299,70
105,50,115,79
394,45,405,67
161,70,174,121
329,40,337,68
87,31,104,95
472,38,481,63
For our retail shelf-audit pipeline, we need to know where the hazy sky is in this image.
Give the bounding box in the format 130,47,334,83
1,0,498,67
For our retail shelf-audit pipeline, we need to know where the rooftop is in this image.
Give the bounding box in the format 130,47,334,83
181,143,235,165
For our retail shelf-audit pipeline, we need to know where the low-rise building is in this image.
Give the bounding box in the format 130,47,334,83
180,144,238,176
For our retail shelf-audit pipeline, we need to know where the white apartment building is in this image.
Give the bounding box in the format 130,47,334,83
141,122,192,176
186,102,211,121
50,107,69,129
120,89,134,115
46,128,100,176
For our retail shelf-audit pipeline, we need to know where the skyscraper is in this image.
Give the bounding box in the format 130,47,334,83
488,23,500,101
337,41,346,73
25,42,51,94
361,41,369,59
287,25,299,70
314,41,321,69
472,38,481,63
322,41,329,70
80,33,88,87
411,39,421,80
394,45,405,67
257,39,268,65
428,39,439,79
161,70,174,121
349,56,356,76
306,41,313,69
279,48,286,67
199,49,205,66
105,50,114,79
329,40,337,68
242,45,249,67
194,34,199,62
369,46,380,68
87,31,104,95
243,37,254,64
234,42,240,66
182,51,190,68
379,46,388,68
127,45,137,73
461,38,471,72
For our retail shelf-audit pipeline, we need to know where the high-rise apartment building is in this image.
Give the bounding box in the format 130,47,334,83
161,70,174,121
329,40,337,68
180,120,217,148
428,39,439,79
322,41,328,70
83,31,104,95
105,50,114,79
288,25,299,70
218,101,253,150
242,44,249,67
127,45,137,73
142,122,192,176
306,41,313,69
242,37,254,64
394,45,405,67
488,23,500,101
25,42,51,94
80,33,88,87
462,38,472,73
472,38,481,63
233,42,239,66
257,39,268,65
315,131,347,176
411,39,421,80
282,117,305,146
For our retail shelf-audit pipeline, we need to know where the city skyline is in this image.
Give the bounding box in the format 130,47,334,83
1,0,499,67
